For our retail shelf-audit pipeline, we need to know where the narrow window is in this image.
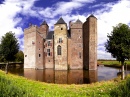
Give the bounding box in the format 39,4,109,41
79,52,81,59
48,41,51,46
57,45,61,55
59,38,62,43
47,49,51,56
39,54,41,57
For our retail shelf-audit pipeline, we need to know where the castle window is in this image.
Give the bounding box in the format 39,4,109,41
47,49,51,56
59,38,62,43
48,41,51,46
79,52,81,59
61,28,63,30
39,54,41,57
25,55,27,57
57,45,61,55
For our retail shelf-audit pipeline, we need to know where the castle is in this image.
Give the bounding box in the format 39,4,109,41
24,14,97,70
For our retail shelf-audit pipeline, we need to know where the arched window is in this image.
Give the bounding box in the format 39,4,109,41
57,45,61,55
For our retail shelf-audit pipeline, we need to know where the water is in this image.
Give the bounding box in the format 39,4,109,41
1,65,130,84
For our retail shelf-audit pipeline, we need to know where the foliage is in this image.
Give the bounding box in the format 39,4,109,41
105,23,130,63
110,76,130,97
15,50,24,63
0,31,19,62
0,70,118,97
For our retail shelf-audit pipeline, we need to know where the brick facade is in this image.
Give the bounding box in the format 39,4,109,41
24,15,97,70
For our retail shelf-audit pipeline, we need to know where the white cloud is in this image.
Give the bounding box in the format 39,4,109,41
95,0,130,59
0,0,37,50
1,0,130,59
72,0,95,3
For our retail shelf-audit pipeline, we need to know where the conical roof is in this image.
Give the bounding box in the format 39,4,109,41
89,14,97,18
41,21,48,25
75,19,82,23
55,17,66,24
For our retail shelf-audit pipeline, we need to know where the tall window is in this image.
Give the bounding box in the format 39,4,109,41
57,45,61,55
47,49,50,56
79,52,81,59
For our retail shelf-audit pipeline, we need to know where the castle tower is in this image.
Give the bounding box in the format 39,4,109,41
69,19,83,69
54,17,68,70
24,21,48,69
39,21,49,38
83,14,97,70
24,25,38,69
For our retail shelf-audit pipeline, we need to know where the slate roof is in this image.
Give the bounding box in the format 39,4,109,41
89,14,97,18
46,31,54,39
55,17,66,24
46,30,71,39
75,19,82,23
41,21,48,25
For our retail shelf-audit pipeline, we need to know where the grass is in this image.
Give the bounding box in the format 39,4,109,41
1,69,130,97
98,60,130,69
0,70,123,97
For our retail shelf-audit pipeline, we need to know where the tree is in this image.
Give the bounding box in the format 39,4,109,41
15,50,24,63
105,23,130,80
0,31,19,74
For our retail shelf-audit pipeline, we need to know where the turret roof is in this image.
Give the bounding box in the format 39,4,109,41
55,17,66,24
89,14,97,18
75,19,82,23
41,21,48,25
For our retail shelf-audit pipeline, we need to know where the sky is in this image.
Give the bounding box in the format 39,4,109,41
0,0,130,59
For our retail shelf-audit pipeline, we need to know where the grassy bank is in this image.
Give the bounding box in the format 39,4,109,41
98,60,130,69
0,70,129,97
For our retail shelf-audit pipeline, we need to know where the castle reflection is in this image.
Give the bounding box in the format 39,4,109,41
24,69,97,84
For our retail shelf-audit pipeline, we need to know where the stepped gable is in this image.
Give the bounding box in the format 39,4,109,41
55,17,66,24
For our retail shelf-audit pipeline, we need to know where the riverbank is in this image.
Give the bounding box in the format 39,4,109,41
98,60,130,69
0,70,129,97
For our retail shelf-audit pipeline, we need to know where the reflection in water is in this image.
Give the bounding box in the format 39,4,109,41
1,66,130,84
24,69,97,84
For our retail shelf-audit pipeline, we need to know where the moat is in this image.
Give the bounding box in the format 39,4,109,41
1,66,130,84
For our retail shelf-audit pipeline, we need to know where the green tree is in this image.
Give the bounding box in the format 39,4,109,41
0,31,19,74
15,50,24,63
105,23,130,80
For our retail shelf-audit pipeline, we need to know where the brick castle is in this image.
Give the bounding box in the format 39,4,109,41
24,14,97,70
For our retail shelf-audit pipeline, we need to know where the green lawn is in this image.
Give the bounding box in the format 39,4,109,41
98,60,130,68
0,70,130,97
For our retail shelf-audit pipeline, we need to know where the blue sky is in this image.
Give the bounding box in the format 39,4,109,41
0,0,130,59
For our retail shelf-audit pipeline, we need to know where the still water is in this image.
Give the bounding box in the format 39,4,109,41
1,66,130,84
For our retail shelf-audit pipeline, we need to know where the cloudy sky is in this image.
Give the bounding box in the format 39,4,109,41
0,0,130,59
